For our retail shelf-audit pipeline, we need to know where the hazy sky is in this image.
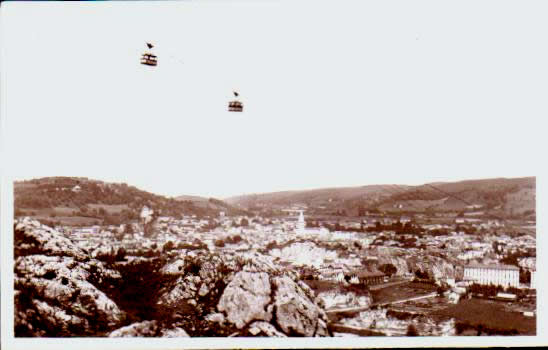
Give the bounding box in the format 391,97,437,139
2,0,547,198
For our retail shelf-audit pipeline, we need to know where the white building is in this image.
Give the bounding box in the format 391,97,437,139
294,211,329,237
463,264,519,288
296,211,306,233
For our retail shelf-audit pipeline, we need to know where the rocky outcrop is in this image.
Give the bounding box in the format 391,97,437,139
156,253,233,317
247,321,287,337
376,247,457,281
217,272,272,328
14,219,332,338
14,219,125,337
159,258,186,275
340,308,456,336
14,218,87,260
272,276,328,336
213,272,330,337
14,255,125,336
108,320,189,337
316,290,372,309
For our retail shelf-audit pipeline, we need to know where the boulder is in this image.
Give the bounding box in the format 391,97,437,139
205,312,225,325
109,320,190,337
160,327,190,337
272,275,327,337
159,258,186,275
157,254,232,317
14,255,125,336
217,272,272,329
109,320,158,337
14,218,87,260
248,321,287,337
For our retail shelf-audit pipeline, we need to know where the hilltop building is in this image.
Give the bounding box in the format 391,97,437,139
463,264,519,288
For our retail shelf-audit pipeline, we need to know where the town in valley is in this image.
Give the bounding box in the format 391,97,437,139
14,176,536,337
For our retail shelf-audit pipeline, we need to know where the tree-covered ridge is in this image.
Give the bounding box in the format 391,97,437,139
15,177,247,226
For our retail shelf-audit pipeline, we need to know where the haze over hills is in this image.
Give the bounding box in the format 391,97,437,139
226,177,536,219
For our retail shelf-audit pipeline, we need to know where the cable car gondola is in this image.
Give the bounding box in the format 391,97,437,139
228,91,243,112
141,53,157,66
141,43,157,66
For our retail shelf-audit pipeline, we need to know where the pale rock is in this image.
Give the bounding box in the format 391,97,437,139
272,275,322,336
217,272,272,329
198,283,210,297
160,327,190,337
14,218,87,260
109,320,158,337
15,255,125,332
247,321,287,337
205,312,225,324
159,258,186,275
33,299,89,334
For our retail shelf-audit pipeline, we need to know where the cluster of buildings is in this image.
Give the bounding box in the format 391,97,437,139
55,207,536,293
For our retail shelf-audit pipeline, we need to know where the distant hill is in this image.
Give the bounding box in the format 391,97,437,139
226,177,535,219
174,195,248,216
14,177,247,226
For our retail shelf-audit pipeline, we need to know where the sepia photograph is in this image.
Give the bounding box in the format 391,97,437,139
11,176,538,339
0,0,547,348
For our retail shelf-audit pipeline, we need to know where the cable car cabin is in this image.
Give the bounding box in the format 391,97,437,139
228,100,243,112
141,53,157,66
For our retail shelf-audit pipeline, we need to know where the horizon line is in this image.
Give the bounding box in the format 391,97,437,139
12,175,536,200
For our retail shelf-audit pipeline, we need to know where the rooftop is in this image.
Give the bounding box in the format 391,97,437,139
464,264,519,271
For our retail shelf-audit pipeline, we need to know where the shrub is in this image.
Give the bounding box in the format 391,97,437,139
226,235,242,244
163,241,175,252
214,239,225,248
115,247,126,261
406,324,418,336
107,257,176,324
185,257,202,275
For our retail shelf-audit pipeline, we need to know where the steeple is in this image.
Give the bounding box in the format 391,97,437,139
296,210,306,231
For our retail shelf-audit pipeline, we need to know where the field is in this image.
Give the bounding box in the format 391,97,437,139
371,282,437,304
432,298,536,335
87,204,130,214
39,215,100,226
16,207,103,226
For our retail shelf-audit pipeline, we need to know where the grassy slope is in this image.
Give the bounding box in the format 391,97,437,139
227,177,535,218
432,298,536,335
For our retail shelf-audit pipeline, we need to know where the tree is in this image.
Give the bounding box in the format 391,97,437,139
415,269,429,280
124,223,134,235
406,324,418,336
520,269,531,284
115,247,126,261
379,263,397,277
240,218,249,227
163,241,175,252
437,285,448,297
375,221,382,232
